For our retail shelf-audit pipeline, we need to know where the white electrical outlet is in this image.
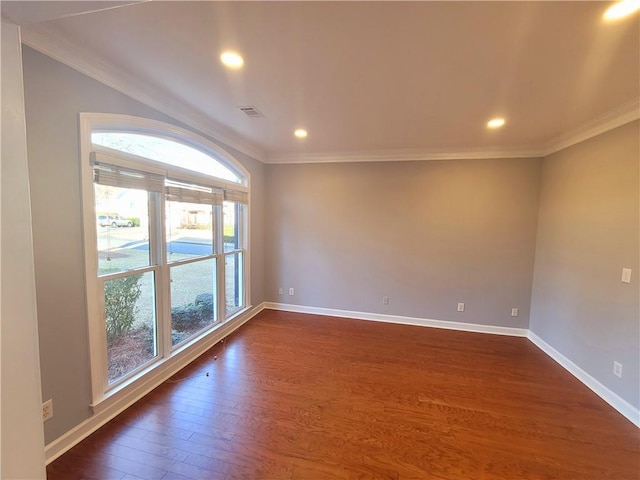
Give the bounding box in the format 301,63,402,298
289,288,294,296
613,361,623,378
42,399,53,422
511,308,519,317
621,268,632,284
457,302,465,312
383,296,389,305
278,288,283,295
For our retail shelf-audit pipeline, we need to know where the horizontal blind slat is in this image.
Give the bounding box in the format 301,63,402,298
224,189,248,204
165,185,224,205
93,162,165,192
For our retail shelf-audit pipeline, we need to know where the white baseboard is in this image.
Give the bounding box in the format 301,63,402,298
44,302,266,465
263,302,529,337
527,331,640,428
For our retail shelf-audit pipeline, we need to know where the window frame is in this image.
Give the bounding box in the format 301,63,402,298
222,200,247,317
79,113,251,406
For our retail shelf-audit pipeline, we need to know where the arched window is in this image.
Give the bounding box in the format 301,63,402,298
91,131,243,183
79,114,250,405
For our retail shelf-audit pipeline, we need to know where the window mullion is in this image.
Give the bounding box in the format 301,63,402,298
98,264,158,281
238,203,246,309
223,248,245,256
153,191,172,359
167,253,218,268
214,204,226,323
97,276,110,398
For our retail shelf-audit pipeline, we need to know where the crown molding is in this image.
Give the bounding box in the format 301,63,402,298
265,146,544,164
20,24,266,162
2,2,147,26
267,98,639,164
542,97,640,156
20,24,638,166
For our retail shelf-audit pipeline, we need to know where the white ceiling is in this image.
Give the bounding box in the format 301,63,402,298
5,1,640,163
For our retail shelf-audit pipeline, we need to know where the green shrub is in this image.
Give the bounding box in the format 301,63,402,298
172,330,188,345
105,274,142,341
171,292,214,331
127,217,141,227
194,293,214,317
171,304,202,331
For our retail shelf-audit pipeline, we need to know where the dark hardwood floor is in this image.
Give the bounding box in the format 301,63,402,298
47,310,639,479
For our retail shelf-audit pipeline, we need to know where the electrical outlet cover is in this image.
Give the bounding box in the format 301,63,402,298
613,361,623,378
621,268,632,284
42,399,53,421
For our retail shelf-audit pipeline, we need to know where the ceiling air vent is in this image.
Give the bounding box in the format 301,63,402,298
238,105,264,118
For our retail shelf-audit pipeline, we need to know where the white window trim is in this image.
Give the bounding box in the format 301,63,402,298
79,113,252,406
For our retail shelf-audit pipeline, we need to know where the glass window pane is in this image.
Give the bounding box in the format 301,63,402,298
223,201,241,252
170,259,217,346
225,252,243,315
92,132,241,183
166,200,213,262
105,271,157,383
95,184,150,275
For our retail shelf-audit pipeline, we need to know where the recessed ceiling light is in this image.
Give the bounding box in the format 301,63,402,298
294,129,308,139
220,51,244,69
604,0,640,20
487,118,506,129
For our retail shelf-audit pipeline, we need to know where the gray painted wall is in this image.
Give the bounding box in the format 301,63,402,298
21,47,265,444
265,158,542,327
530,121,640,409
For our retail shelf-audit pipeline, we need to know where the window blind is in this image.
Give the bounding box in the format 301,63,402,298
92,152,239,205
165,181,224,205
93,161,165,193
224,189,248,204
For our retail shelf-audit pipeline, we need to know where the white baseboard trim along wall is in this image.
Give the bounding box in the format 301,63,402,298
263,302,529,337
45,301,639,464
266,302,640,428
527,331,640,428
45,303,267,465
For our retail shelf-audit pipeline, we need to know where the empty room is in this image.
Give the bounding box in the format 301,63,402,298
1,1,638,479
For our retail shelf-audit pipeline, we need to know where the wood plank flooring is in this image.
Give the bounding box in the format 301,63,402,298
47,310,640,479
